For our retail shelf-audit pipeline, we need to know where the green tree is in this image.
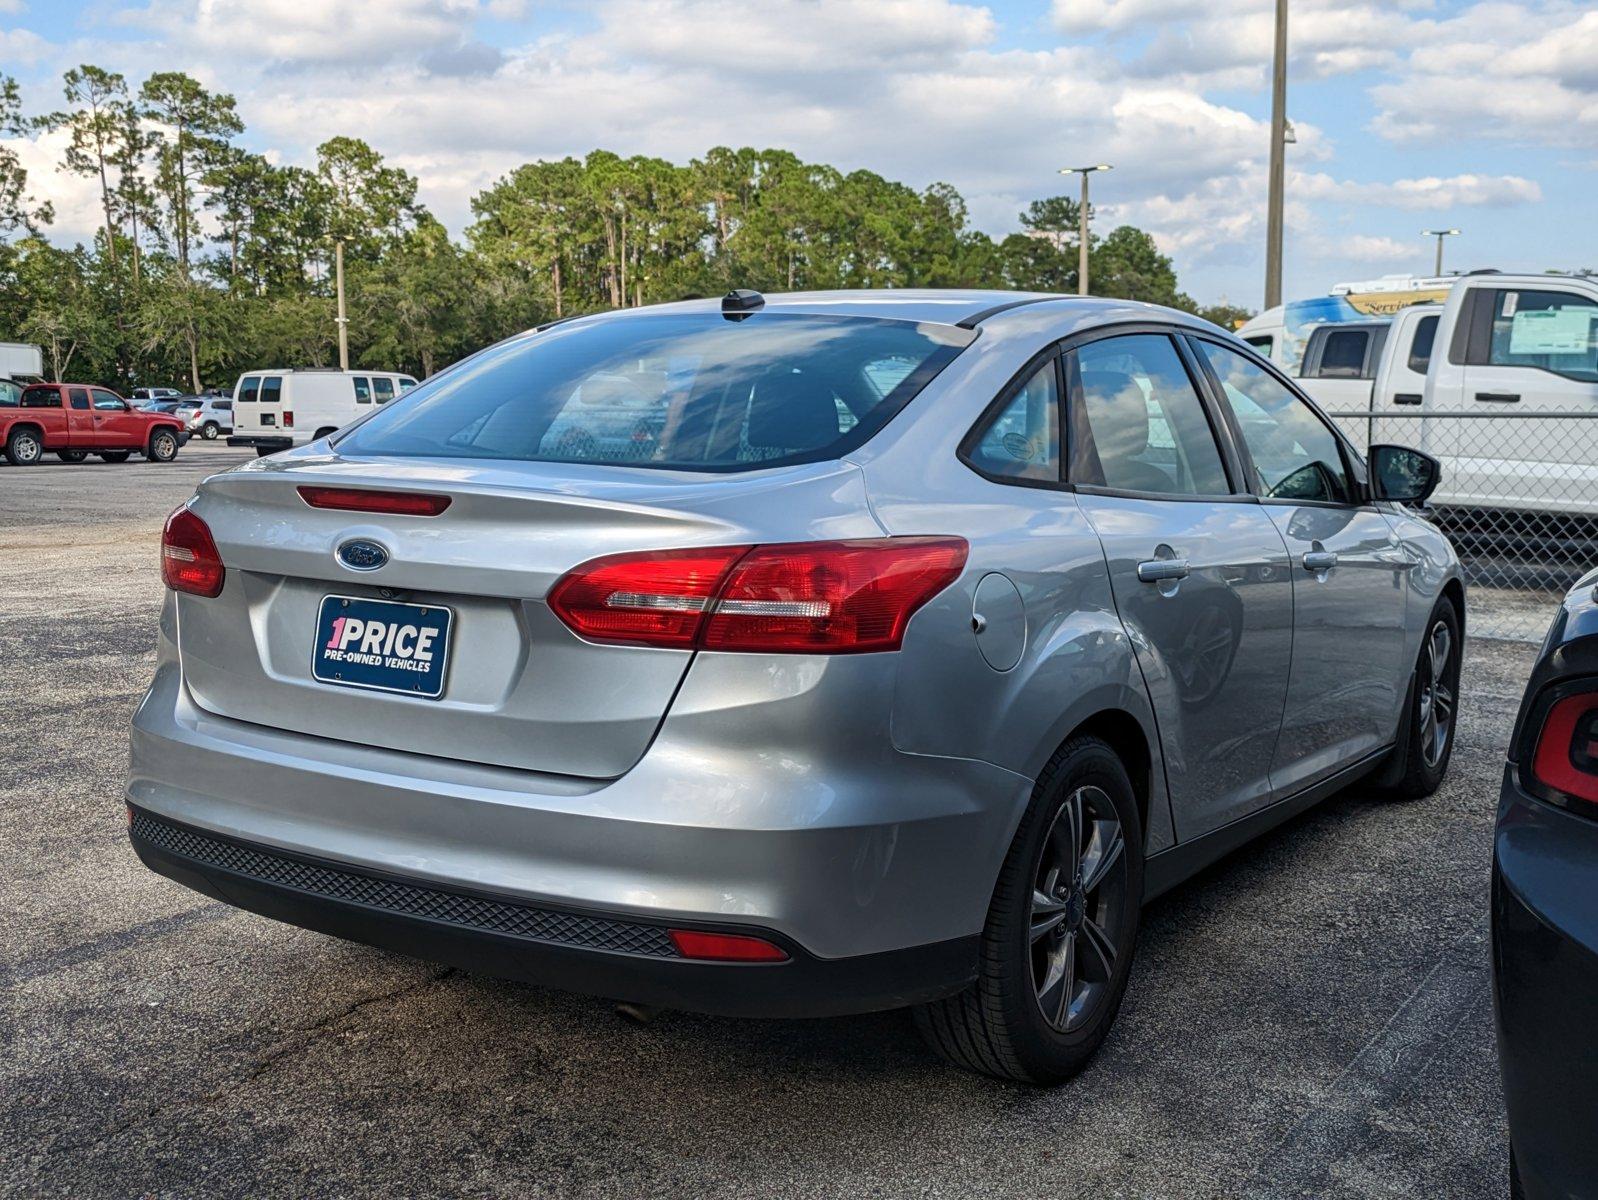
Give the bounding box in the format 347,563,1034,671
139,72,243,271
44,66,132,275
0,74,53,239
1090,225,1184,306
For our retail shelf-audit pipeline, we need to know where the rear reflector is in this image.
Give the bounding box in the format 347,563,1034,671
1530,691,1598,808
161,505,225,597
548,537,967,653
668,929,789,962
297,486,452,516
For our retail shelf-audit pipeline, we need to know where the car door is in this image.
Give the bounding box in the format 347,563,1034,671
65,388,94,445
91,389,141,447
1067,330,1295,840
1190,335,1413,795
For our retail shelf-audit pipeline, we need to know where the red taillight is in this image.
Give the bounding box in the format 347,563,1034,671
161,505,225,597
282,410,294,428
296,486,452,516
547,537,967,653
547,545,750,648
1531,691,1598,807
668,929,789,962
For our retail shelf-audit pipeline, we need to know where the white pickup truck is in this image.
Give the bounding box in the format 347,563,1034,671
1294,273,1598,517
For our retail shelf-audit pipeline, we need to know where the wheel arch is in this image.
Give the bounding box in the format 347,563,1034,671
1064,708,1153,842
5,420,44,442
1440,575,1465,639
314,426,339,440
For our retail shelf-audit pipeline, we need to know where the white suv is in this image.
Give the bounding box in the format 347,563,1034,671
176,396,234,440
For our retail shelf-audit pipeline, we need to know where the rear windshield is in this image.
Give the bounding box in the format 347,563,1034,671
334,313,976,471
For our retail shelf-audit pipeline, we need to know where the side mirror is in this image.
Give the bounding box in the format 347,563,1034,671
1369,444,1440,505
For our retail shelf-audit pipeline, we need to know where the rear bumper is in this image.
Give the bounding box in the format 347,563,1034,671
1492,764,1598,1199
227,435,293,451
129,806,978,1017
126,599,1030,1009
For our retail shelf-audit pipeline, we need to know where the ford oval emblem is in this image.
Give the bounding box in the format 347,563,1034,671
336,539,389,572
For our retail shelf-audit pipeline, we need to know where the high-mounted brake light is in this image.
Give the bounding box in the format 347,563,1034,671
161,505,225,597
1530,690,1598,809
297,486,452,516
547,537,968,653
668,929,789,962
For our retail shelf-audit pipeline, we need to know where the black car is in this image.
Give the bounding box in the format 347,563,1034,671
1496,566,1598,1198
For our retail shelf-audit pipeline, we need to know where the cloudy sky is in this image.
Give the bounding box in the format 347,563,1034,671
3,0,1594,306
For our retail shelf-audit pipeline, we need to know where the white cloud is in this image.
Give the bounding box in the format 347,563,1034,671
1294,172,1543,210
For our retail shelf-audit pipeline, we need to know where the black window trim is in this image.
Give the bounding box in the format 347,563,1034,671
1182,330,1374,510
956,345,1069,492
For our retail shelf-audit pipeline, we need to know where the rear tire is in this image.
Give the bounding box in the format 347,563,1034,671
146,428,179,462
1376,598,1462,800
201,421,219,440
5,427,42,465
97,450,131,463
254,446,276,458
914,736,1144,1084
56,450,88,463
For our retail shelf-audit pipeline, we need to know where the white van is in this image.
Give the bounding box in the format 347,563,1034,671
227,368,417,457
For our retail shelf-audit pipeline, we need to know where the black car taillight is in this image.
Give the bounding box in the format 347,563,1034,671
1527,685,1598,814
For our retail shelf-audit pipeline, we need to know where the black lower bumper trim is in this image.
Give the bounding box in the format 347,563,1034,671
128,806,977,1018
226,435,292,451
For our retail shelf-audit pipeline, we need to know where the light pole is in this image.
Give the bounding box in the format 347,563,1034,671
334,239,349,370
1264,0,1288,309
1424,228,1460,276
1059,164,1113,295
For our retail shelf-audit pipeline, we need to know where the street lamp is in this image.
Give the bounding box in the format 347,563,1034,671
1059,164,1113,296
1424,228,1461,276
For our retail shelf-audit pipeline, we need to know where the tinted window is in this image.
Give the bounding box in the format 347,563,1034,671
70,393,90,410
353,376,372,404
237,377,260,403
372,377,395,404
1314,330,1369,379
216,401,231,412
967,359,1059,482
399,377,417,392
1483,289,1598,382
1407,315,1439,374
260,377,282,404
1197,340,1351,504
337,313,975,471
1071,334,1230,497
1243,335,1274,354
22,387,61,408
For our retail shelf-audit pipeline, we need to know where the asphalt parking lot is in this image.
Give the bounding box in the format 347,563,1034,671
4,443,1521,1199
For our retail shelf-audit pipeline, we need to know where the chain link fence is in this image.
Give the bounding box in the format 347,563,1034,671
1328,409,1598,641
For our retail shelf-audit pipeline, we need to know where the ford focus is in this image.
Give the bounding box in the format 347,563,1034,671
129,289,1463,1082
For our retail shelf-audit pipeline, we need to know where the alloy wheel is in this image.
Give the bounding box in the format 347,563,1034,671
1418,619,1456,768
14,433,40,463
1029,785,1129,1032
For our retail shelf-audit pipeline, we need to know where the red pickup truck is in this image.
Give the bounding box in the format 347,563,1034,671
1,384,187,465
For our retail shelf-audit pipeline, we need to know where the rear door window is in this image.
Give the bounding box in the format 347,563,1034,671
353,376,372,404
1314,330,1370,378
259,377,282,404
336,313,975,471
70,392,90,410
1069,334,1231,497
1407,315,1440,374
372,377,395,404
237,377,260,403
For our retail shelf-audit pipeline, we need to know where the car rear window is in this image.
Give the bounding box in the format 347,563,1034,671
334,313,976,471
21,386,61,408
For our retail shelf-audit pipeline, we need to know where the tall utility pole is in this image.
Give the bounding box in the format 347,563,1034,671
1424,228,1461,276
1264,0,1288,309
334,240,349,371
1059,164,1113,296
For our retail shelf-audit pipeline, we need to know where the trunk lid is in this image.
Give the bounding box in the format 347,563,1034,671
176,452,879,777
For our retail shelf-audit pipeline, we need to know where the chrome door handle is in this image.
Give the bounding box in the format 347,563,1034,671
1303,551,1338,572
1136,558,1190,583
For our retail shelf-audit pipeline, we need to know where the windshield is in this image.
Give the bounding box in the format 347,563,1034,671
334,312,975,472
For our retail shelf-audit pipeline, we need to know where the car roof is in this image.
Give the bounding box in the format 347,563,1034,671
555,289,1220,338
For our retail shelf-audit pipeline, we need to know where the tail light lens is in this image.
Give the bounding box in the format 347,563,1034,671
282,410,294,428
161,505,225,597
548,537,967,653
668,929,789,962
1529,689,1598,810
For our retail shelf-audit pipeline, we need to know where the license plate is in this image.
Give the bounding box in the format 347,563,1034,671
312,595,452,699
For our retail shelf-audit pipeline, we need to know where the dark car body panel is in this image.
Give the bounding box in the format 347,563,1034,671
1494,567,1598,1199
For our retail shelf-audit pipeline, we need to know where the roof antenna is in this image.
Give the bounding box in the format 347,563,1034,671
721,289,764,320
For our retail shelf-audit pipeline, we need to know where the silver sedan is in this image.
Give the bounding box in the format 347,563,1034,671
129,289,1463,1083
